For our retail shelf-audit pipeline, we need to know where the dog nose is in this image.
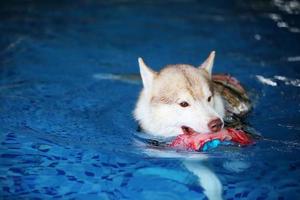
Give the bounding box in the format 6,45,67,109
208,118,223,132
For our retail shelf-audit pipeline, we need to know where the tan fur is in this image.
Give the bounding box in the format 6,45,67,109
134,51,225,137
152,65,211,103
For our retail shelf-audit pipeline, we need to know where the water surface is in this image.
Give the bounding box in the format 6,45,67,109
1,0,300,199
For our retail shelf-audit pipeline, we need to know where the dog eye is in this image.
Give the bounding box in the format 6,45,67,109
207,96,212,102
179,101,189,107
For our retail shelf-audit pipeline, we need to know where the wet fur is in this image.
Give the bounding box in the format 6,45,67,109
134,52,225,137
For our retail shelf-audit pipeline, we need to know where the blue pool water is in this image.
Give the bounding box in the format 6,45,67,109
1,0,300,199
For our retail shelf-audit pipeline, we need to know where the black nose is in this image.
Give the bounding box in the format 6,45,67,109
208,118,223,132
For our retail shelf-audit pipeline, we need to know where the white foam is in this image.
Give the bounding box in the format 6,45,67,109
92,73,140,84
223,161,250,173
274,75,300,87
274,75,287,81
256,75,277,86
287,56,300,62
272,0,300,14
268,13,281,21
289,27,300,33
268,4,300,33
93,73,120,80
254,34,261,40
256,75,300,87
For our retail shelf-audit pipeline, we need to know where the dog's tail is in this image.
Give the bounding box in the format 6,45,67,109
184,160,223,200
141,147,223,200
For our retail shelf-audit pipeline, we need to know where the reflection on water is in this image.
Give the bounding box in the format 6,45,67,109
93,73,141,84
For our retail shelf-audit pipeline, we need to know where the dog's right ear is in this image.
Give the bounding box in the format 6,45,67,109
138,57,156,91
199,51,215,78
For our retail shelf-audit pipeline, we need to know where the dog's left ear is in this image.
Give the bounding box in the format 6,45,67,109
138,57,156,92
199,51,215,77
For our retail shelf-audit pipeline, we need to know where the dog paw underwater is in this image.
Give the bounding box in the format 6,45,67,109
133,51,261,153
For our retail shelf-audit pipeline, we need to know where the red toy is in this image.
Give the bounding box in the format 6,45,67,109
169,128,253,151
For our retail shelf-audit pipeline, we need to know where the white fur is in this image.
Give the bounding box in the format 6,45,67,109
134,52,225,137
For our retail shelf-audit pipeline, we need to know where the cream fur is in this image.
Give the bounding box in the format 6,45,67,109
134,53,225,137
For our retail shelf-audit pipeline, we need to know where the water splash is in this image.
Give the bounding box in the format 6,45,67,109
256,75,300,87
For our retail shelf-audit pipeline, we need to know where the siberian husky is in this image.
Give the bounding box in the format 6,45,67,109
133,51,225,200
134,51,225,137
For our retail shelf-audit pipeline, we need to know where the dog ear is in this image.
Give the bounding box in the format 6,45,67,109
199,51,215,77
138,57,156,91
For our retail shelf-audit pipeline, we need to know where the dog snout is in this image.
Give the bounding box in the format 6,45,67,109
208,118,223,132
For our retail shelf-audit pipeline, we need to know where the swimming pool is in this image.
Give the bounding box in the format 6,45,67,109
1,0,300,199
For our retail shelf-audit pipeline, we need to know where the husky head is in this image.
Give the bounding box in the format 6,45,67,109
134,51,225,137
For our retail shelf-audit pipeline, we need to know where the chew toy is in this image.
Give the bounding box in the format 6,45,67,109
169,128,253,151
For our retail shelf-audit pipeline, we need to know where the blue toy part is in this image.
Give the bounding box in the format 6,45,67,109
200,139,234,151
201,139,221,151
